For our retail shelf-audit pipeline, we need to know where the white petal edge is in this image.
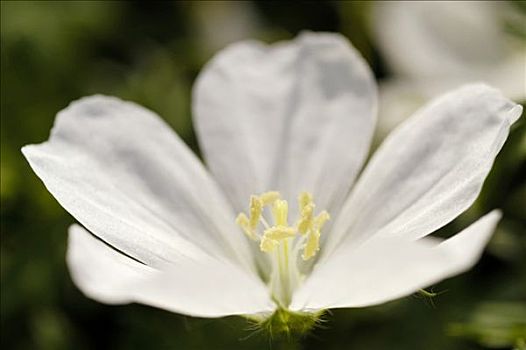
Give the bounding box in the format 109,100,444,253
67,224,276,318
290,210,501,311
324,84,522,257
23,95,253,269
193,31,377,217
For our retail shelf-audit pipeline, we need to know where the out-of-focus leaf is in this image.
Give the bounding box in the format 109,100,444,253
448,302,526,348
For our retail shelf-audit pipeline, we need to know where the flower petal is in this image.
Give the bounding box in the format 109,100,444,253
22,95,252,268
68,225,275,317
373,1,525,141
373,1,520,79
290,210,500,311
193,32,377,215
325,84,522,256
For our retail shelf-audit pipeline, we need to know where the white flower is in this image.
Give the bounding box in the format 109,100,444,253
372,1,525,138
22,33,522,324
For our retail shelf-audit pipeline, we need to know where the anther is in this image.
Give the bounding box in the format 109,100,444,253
297,204,314,235
301,210,330,260
249,195,263,229
260,191,281,205
302,230,320,260
272,199,289,227
299,192,313,210
235,213,258,240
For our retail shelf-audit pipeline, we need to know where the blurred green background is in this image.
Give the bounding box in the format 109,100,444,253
1,1,525,349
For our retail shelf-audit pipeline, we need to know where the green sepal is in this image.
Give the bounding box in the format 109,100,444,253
245,308,326,340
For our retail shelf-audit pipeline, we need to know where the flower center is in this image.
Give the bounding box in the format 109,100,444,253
236,191,330,307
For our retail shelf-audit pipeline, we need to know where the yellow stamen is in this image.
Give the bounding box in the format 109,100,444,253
299,192,313,210
260,236,279,253
259,226,296,253
235,190,331,305
249,195,263,229
302,230,320,260
297,203,314,235
263,226,296,241
235,213,258,240
272,199,289,226
297,192,315,235
260,191,281,205
302,210,330,261
313,210,330,230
